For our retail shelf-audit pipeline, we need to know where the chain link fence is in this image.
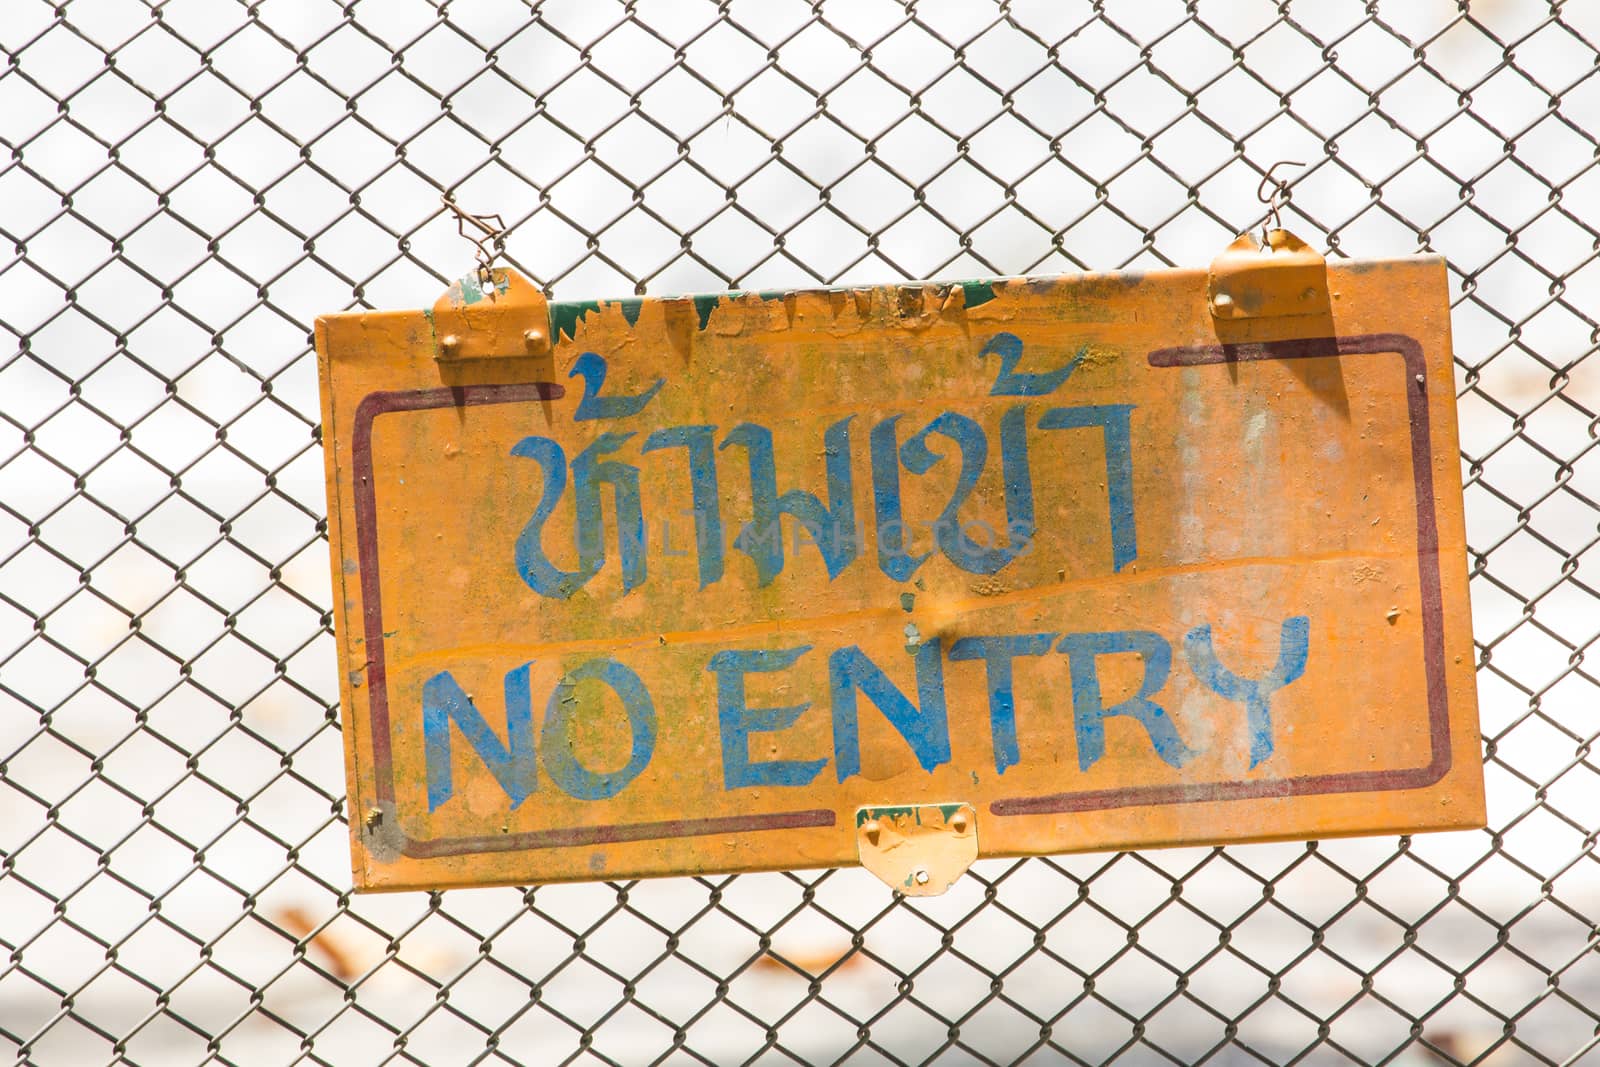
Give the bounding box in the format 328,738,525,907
2,0,1598,1062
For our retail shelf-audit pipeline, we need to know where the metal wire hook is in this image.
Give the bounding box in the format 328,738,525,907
441,194,506,287
1256,160,1304,243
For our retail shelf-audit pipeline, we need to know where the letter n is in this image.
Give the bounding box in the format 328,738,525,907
829,641,950,780
423,664,537,811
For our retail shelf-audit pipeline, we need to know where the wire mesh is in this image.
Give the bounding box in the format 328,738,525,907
1,0,1598,1062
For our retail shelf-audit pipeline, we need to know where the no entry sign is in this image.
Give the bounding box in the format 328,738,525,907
316,245,1483,892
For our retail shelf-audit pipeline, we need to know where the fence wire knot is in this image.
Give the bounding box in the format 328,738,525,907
442,194,506,287
1256,160,1305,242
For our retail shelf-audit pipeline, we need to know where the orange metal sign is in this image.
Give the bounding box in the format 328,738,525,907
316,247,1484,892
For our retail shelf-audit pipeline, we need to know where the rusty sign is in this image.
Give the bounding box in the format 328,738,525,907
315,235,1484,893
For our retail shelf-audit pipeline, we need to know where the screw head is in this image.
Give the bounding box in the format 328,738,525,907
913,868,930,885
441,333,461,354
862,819,881,845
523,327,545,350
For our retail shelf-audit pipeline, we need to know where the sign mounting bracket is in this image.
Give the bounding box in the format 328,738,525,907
1207,228,1332,325
855,803,977,897
430,265,553,377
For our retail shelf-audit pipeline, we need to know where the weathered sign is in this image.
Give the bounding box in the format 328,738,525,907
316,240,1483,892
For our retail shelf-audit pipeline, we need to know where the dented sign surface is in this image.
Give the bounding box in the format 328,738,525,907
315,252,1484,892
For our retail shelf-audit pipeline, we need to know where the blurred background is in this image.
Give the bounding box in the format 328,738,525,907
2,0,1599,1062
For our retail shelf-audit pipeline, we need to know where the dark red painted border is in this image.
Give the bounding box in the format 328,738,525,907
402,810,837,860
347,383,836,861
992,332,1453,817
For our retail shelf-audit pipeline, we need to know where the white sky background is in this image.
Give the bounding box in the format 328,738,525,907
1,0,1599,1062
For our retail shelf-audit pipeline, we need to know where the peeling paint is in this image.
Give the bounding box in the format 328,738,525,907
552,300,602,342
692,294,720,331
962,280,996,308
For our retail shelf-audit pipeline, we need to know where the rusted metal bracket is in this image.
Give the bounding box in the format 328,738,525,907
431,265,553,370
1207,229,1332,324
855,803,977,897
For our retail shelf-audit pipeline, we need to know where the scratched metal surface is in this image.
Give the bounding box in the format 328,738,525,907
1,0,1598,1063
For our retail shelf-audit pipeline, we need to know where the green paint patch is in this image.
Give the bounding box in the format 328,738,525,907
552,300,602,342
854,804,966,828
693,294,721,331
616,298,644,327
856,806,903,826
454,272,510,306
961,280,996,308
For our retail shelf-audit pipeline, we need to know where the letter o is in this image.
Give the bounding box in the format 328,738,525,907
541,658,657,800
